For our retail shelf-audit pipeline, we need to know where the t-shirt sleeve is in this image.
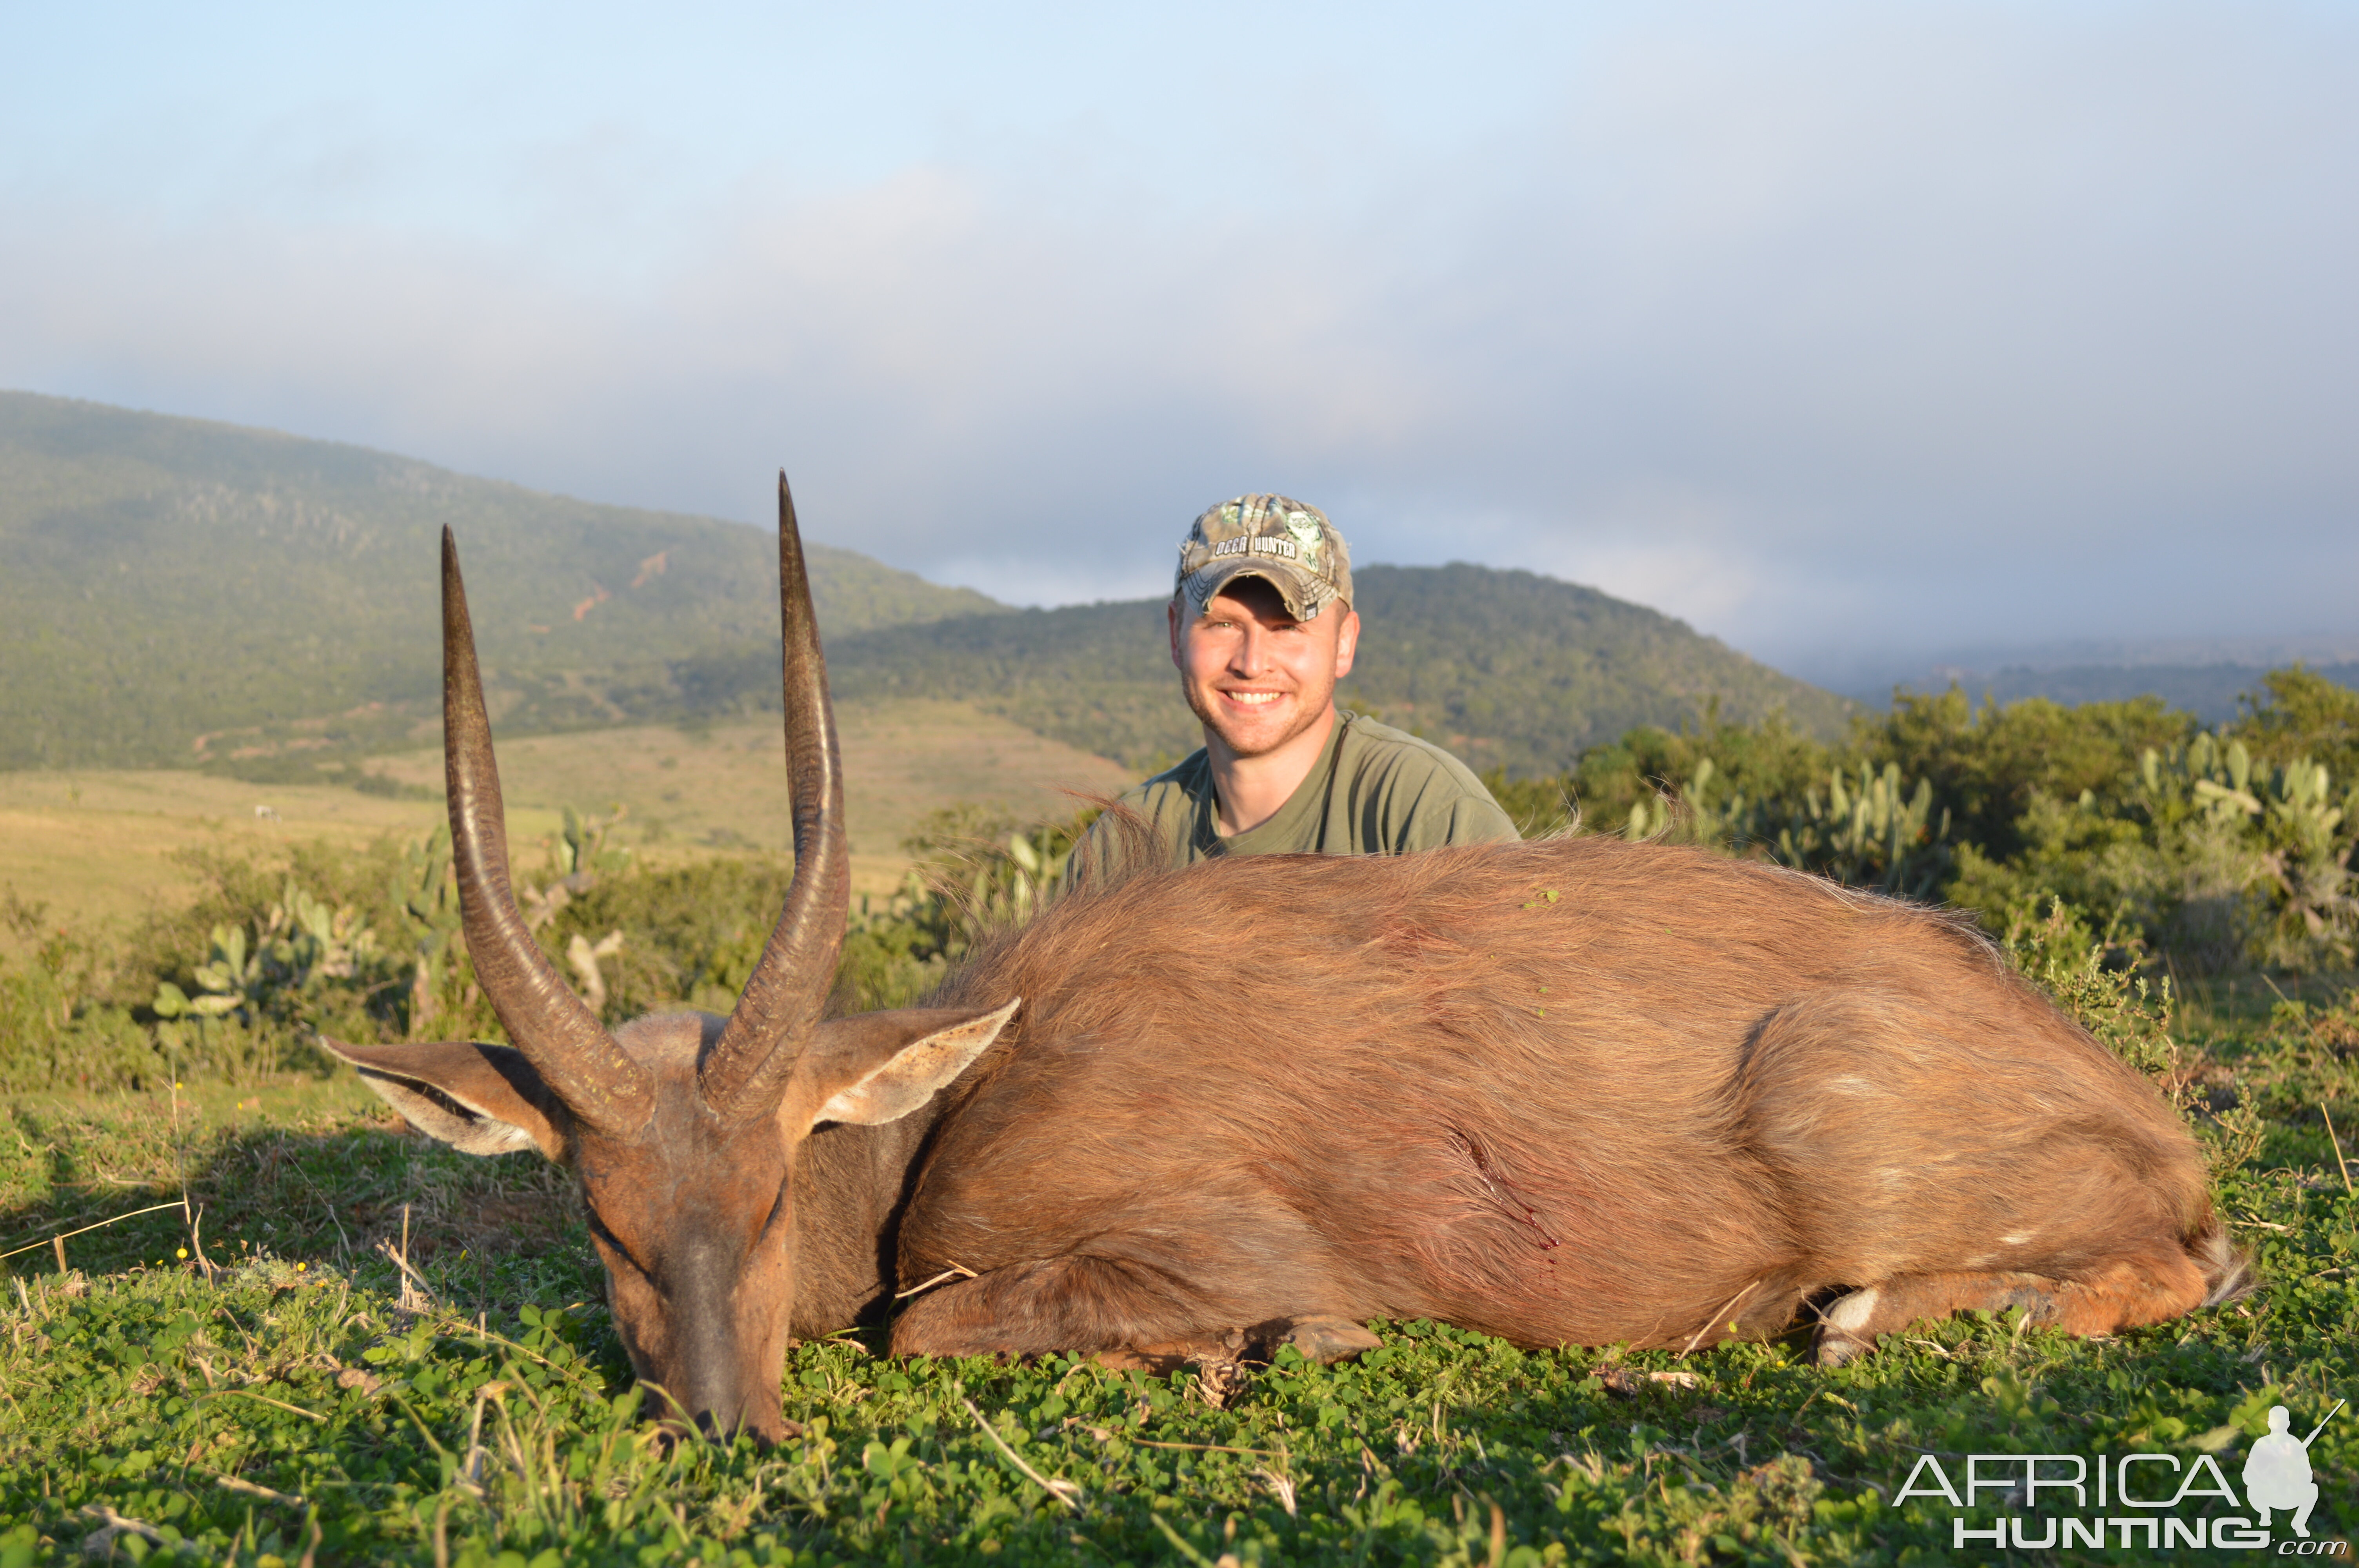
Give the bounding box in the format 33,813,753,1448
1064,785,1149,890
1393,785,1520,851
1065,762,1211,887
1358,732,1521,853
1442,793,1522,847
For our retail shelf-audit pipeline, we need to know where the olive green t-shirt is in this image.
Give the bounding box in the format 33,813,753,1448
1093,712,1519,873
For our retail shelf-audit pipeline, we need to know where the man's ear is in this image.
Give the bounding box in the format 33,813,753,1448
1167,597,1185,669
321,1038,569,1161
1332,606,1360,680
783,999,1021,1136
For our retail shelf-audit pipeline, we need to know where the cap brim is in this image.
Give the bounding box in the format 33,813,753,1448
1182,560,1339,621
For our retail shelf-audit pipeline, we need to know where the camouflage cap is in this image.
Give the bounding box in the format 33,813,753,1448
1173,494,1353,622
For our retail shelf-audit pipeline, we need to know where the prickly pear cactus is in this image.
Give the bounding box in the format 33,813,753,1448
152,883,389,1049
394,826,466,1035
1665,754,1951,899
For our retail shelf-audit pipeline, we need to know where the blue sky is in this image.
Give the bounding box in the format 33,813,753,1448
5,2,2354,684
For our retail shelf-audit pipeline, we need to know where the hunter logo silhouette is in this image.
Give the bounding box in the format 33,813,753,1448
2246,1400,2343,1539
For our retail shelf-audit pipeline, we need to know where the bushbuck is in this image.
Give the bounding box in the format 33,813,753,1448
327,477,2244,1441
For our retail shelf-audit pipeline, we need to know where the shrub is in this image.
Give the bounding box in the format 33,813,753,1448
1997,896,2185,1096
1492,666,2359,975
0,796,1106,1096
2232,663,2359,782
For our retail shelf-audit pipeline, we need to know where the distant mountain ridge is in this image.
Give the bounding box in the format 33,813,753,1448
0,391,1001,769
1933,662,2359,725
817,563,1855,775
2,391,1854,778
1825,634,2359,717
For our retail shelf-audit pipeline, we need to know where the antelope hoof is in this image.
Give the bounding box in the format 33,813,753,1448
1813,1332,1873,1367
1812,1286,1881,1366
1278,1315,1381,1364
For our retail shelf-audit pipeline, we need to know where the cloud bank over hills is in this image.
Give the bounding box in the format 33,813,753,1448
3,3,2353,684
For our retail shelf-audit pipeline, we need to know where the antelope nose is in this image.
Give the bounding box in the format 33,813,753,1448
678,1365,748,1440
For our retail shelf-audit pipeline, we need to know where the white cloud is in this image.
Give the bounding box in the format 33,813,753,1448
2,2,2354,686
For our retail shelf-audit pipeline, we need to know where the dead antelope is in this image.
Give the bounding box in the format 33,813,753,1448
328,477,2243,1441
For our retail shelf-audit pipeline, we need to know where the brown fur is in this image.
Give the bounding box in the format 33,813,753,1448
353,828,2241,1434
883,837,2234,1360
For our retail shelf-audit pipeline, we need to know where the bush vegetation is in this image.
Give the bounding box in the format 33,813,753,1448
1486,666,2359,975
0,791,1100,1097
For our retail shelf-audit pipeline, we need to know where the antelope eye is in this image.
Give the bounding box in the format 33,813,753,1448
585,1209,650,1278
755,1177,793,1244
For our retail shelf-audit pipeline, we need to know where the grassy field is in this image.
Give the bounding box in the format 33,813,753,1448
364,700,1134,870
0,975,2351,1564
0,698,1134,956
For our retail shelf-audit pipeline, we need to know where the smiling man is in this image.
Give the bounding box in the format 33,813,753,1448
1098,494,1518,871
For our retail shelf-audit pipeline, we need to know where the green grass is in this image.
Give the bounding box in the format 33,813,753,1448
2,988,2353,1564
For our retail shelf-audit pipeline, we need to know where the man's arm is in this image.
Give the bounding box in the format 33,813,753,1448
1393,788,1520,853
1063,759,1212,890
1444,794,1522,846
1344,721,1520,853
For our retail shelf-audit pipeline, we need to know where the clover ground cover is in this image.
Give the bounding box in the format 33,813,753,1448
0,997,2351,1564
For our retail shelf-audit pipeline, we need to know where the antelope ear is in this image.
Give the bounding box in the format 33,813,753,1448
787,999,1020,1134
323,1039,569,1161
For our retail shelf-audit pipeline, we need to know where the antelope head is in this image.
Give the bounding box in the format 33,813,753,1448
325,477,1014,1441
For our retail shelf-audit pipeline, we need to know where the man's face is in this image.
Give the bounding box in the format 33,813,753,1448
1167,575,1360,759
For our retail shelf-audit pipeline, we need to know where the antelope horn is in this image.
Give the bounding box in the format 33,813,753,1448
441,528,652,1131
697,473,851,1122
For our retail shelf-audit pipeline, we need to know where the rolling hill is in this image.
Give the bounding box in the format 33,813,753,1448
820,566,1854,774
2,391,1852,779
0,391,1000,769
